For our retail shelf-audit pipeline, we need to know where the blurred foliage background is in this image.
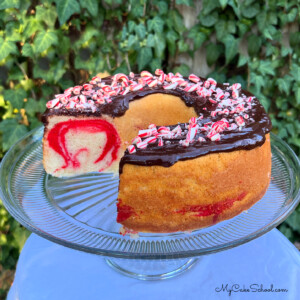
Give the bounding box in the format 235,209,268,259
0,0,299,297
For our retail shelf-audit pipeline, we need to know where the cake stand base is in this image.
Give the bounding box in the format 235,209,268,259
105,257,198,280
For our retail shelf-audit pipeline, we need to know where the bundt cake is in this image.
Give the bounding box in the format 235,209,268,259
42,70,272,233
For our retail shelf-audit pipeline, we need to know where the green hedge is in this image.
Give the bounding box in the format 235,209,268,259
0,0,299,296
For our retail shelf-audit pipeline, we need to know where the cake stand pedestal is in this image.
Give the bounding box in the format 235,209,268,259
0,128,299,280
105,258,198,280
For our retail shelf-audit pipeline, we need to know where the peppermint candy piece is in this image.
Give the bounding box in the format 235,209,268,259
144,136,157,144
235,116,245,127
131,136,142,144
188,74,200,83
140,71,153,77
155,69,164,76
127,145,136,154
232,83,241,90
136,141,148,149
186,126,198,142
130,84,144,91
211,120,229,133
46,99,59,108
148,79,158,87
210,133,221,141
157,126,170,134
138,129,155,138
163,82,178,90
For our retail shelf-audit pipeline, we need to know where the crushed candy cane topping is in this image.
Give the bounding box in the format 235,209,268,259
46,70,256,152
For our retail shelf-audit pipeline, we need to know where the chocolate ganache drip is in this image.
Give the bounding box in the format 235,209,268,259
42,71,272,173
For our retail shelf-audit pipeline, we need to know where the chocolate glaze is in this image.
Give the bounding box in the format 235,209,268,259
42,75,272,173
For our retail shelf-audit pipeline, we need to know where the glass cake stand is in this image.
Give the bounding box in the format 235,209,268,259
0,127,299,280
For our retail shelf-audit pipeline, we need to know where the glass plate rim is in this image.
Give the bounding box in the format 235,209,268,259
0,126,299,259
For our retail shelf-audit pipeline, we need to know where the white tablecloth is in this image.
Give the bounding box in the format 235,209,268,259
7,229,300,300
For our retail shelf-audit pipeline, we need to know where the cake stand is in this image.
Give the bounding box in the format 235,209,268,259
1,127,299,280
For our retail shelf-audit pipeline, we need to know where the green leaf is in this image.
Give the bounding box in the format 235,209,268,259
149,58,162,74
202,0,219,15
157,1,168,15
219,0,228,9
79,0,98,17
223,34,239,64
290,32,300,48
55,0,80,25
285,210,300,232
128,21,135,33
175,0,194,6
0,119,28,152
75,26,99,46
237,54,248,67
135,23,146,39
295,86,300,105
215,20,236,41
34,30,58,53
178,39,189,52
4,89,26,110
147,16,164,33
146,34,155,48
247,34,262,56
250,73,264,93
169,10,185,34
241,3,260,18
199,11,218,27
173,64,190,76
137,47,153,71
23,17,42,39
287,7,297,23
153,34,166,58
130,2,144,18
24,98,47,117
121,26,127,40
256,11,266,32
166,30,178,56
5,21,22,42
258,93,270,111
281,46,292,57
258,61,275,76
238,23,249,36
215,20,227,40
290,63,300,82
56,35,71,54
188,29,207,49
53,60,66,83
0,0,19,9
278,224,294,241
127,34,137,48
0,37,18,61
228,0,241,18
35,5,57,28
22,43,34,58
206,43,222,66
277,77,292,95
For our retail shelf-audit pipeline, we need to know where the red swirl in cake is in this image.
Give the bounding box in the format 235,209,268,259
47,119,121,173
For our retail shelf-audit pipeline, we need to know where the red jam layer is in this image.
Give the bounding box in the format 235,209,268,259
117,200,137,222
47,119,121,172
176,191,247,218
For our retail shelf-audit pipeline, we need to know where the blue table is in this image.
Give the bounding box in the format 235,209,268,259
8,229,300,300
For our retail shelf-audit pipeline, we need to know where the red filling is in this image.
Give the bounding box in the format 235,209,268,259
47,119,121,171
176,191,247,218
117,200,136,222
